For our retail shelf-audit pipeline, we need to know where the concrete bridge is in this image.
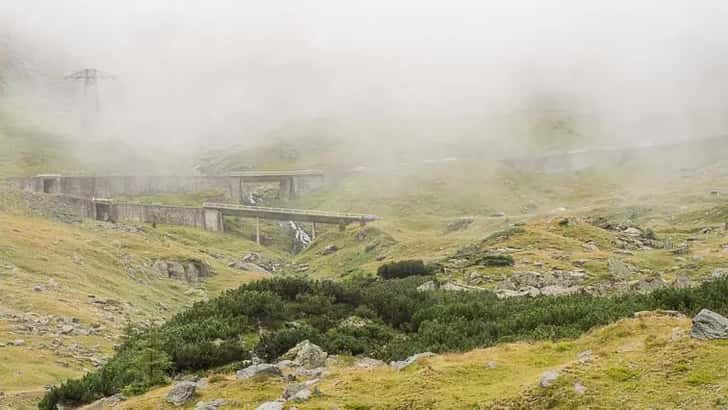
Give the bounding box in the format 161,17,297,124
11,171,324,202
203,202,379,244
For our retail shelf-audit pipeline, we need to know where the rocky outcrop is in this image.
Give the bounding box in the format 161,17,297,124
282,340,328,369
416,281,437,292
166,381,197,406
236,363,282,379
153,259,211,282
691,309,728,340
496,271,585,298
390,352,436,371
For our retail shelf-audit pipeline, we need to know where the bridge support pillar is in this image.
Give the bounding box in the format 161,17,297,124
311,222,317,240
229,177,243,203
256,217,261,245
279,178,291,201
203,209,224,233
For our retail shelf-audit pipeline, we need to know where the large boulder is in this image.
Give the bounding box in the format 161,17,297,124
691,309,728,340
165,381,197,406
236,363,282,380
282,340,328,369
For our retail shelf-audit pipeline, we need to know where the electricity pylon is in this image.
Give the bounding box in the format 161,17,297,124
65,68,116,138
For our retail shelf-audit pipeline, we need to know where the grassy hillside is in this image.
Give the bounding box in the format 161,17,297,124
0,198,280,407
110,313,728,409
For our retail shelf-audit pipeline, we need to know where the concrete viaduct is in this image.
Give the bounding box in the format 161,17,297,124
11,171,324,203
9,171,379,241
203,202,379,244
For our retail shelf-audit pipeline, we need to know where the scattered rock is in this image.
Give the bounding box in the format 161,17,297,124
446,217,474,232
81,393,126,409
166,381,197,406
60,325,75,335
416,281,437,292
282,340,328,369
390,352,436,371
691,309,728,340
255,401,284,410
492,211,506,218
194,399,226,410
712,268,728,280
577,350,593,364
229,262,269,273
485,360,498,369
440,281,477,292
283,382,316,401
673,274,691,289
11,339,25,346
574,381,587,395
236,363,282,380
355,357,387,369
539,370,560,388
320,245,339,256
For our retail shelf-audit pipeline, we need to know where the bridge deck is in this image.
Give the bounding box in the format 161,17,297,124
230,169,323,182
203,202,378,225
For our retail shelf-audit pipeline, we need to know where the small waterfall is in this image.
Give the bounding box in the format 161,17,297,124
289,221,312,246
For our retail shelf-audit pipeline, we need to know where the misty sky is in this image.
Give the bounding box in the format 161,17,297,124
2,1,728,151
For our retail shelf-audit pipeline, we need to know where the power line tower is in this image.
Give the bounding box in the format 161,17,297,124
65,68,116,137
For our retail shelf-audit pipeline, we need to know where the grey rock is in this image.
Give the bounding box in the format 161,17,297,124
282,340,328,369
194,399,226,410
485,360,497,369
165,381,197,406
60,325,75,335
440,282,476,292
236,363,282,380
577,350,593,364
673,274,691,289
712,268,728,280
539,285,580,297
574,381,587,395
539,370,560,388
81,393,126,409
691,309,728,340
416,281,437,292
355,357,386,369
320,244,339,255
295,367,326,378
283,383,310,400
230,262,269,273
390,352,436,371
11,339,25,346
255,401,284,410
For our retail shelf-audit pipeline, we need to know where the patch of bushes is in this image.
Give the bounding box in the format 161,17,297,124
41,277,728,409
377,259,430,279
477,254,514,267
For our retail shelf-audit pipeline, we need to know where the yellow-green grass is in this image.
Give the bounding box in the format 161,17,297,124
0,212,274,401
115,313,728,409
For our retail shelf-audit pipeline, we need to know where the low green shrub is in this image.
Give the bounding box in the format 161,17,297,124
40,277,728,409
377,259,429,279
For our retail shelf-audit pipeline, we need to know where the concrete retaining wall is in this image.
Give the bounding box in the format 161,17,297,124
112,203,223,232
12,175,241,201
